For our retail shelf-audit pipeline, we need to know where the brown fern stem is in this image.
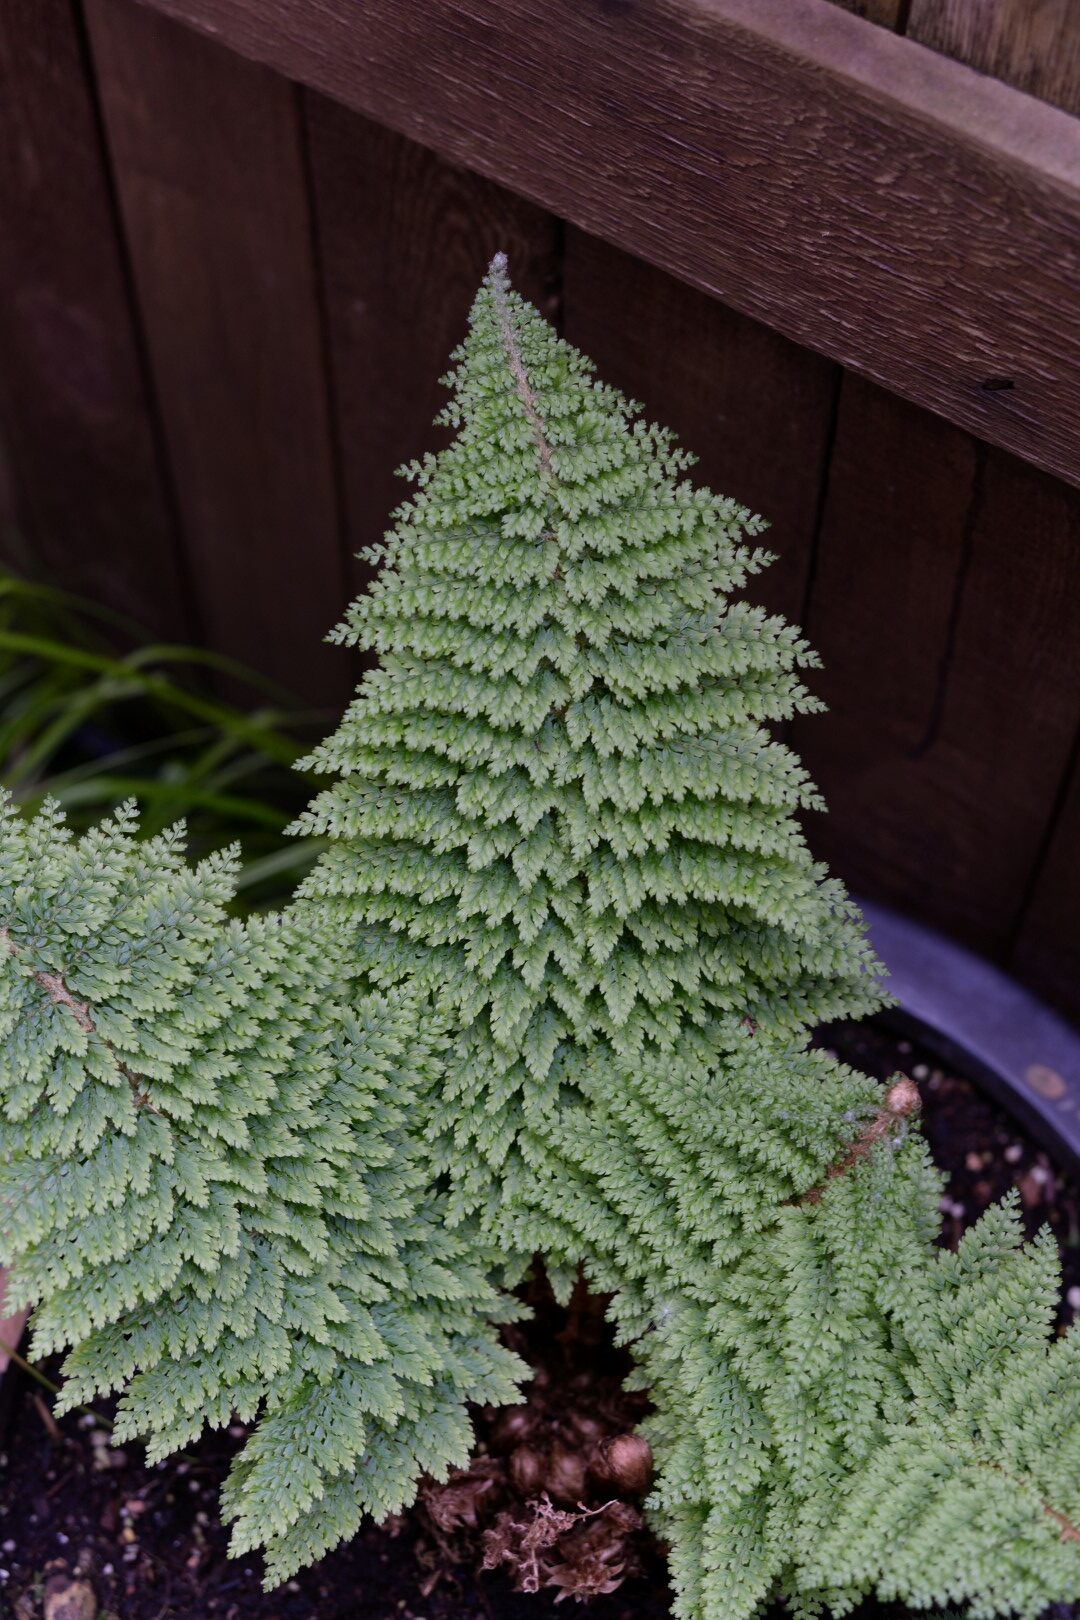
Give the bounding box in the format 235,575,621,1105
1045,1502,1080,1544
1,927,158,1112
490,252,554,481
801,1077,921,1205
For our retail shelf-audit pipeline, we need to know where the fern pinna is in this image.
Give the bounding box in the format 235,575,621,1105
3,259,1080,1617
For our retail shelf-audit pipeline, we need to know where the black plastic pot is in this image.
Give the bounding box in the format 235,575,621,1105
861,899,1080,1175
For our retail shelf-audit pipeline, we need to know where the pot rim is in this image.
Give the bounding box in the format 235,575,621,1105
861,898,1080,1176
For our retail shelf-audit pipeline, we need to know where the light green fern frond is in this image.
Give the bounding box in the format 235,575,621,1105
0,793,525,1583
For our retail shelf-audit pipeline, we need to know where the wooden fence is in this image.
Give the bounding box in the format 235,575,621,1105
1,0,1079,1021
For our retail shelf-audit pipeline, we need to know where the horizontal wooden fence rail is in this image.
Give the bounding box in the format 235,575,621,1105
124,0,1080,489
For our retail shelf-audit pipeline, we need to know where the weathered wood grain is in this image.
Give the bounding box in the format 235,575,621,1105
122,0,1080,488
562,230,839,627
0,0,191,634
795,376,1080,961
84,0,350,703
303,97,560,595
1012,737,1080,1019
827,0,906,27
895,0,1080,1020
907,0,1080,115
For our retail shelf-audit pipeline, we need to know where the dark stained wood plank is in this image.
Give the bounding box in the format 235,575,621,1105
827,0,906,27
907,0,1080,115
1012,736,1080,1020
302,95,560,583
84,0,349,703
898,0,1080,1019
0,0,191,634
794,375,1080,959
125,0,1080,488
562,230,838,626
0,432,21,543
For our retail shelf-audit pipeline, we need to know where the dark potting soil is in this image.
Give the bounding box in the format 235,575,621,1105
1,1017,1079,1620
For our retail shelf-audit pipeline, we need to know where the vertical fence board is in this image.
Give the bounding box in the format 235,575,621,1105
1012,756,1080,1017
796,375,1080,961
906,0,1080,114
0,0,190,634
84,0,348,703
562,232,839,626
303,95,561,584
826,0,906,26
902,0,1080,1021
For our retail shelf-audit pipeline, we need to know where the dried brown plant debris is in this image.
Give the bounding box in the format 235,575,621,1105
420,1458,503,1536
482,1495,644,1601
415,1270,655,1602
589,1433,653,1498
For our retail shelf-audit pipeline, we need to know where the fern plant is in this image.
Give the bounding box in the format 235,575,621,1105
3,258,1080,1619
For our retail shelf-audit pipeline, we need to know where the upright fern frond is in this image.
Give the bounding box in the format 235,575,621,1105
294,255,884,1192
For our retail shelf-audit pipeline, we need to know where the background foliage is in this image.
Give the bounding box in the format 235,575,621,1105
0,567,325,906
